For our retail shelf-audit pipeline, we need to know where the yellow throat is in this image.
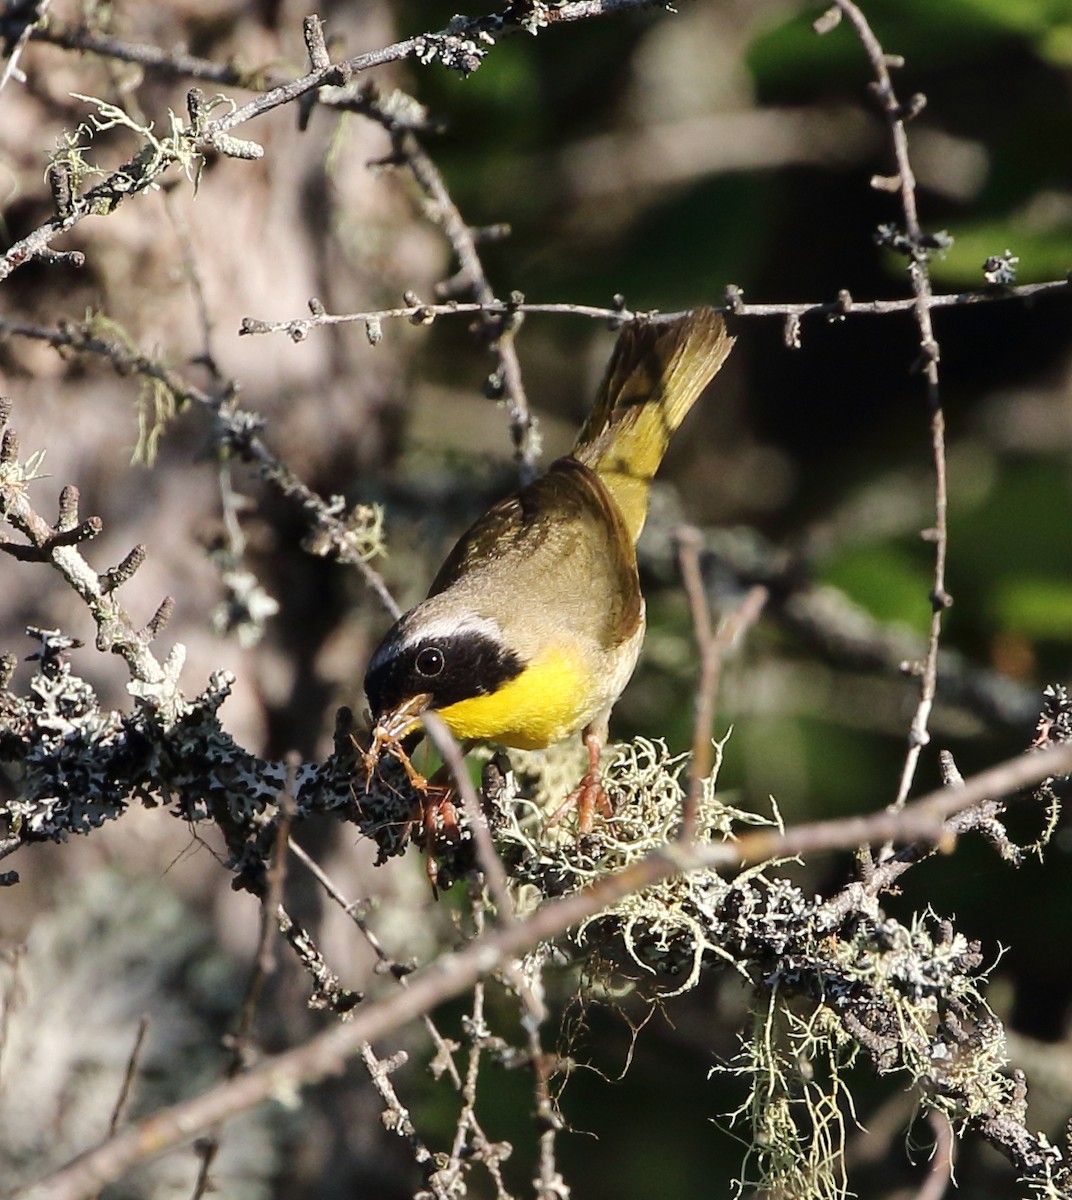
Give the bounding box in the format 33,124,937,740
435,642,591,750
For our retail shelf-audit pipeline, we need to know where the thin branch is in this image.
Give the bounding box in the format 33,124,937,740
248,806,446,1180
85,1015,150,1200
829,0,951,815
916,1111,954,1200
0,0,51,93
527,1017,567,1200
327,76,539,477
106,1017,150,1139
207,1,668,139
14,738,1072,1200
190,760,295,1200
422,712,515,923
28,17,272,87
444,976,485,1186
287,844,406,975
675,526,768,842
439,901,513,1198
286,840,465,1093
0,318,400,619
162,190,222,381
358,1044,446,1193
767,741,1072,866
239,275,1072,343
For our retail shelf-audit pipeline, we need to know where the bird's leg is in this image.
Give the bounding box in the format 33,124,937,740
548,727,614,835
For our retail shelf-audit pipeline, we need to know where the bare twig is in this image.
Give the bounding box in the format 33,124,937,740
829,1,951,816
916,1111,954,1200
106,1017,150,1138
190,759,296,1200
240,275,1072,343
422,712,515,923
162,191,222,381
676,527,768,842
162,188,279,645
758,740,1072,865
438,906,513,1199
0,0,50,93
28,16,271,87
259,760,296,978
443,979,486,1189
403,141,536,475
85,1016,150,1200
287,844,404,975
359,1043,446,1193
286,840,465,1093
527,1019,567,1200
331,80,539,477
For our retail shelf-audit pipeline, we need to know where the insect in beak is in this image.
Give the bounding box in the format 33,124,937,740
376,693,433,743
359,693,462,891
363,693,433,787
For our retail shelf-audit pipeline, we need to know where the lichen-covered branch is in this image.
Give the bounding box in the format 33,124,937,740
10,720,1071,1200
0,0,664,285
0,323,398,616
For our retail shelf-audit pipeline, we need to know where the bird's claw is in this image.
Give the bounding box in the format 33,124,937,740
547,769,613,835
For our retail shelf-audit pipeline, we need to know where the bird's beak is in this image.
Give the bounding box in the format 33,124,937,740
373,693,433,742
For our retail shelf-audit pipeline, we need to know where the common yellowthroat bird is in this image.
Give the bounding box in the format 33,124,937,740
364,307,735,832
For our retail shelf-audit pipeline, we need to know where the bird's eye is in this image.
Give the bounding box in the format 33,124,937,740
415,646,445,678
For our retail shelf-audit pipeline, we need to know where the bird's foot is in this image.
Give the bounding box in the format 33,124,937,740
548,770,613,835
547,729,613,836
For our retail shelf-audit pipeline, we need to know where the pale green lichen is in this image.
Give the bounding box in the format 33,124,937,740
0,447,46,491
61,93,203,186
723,990,857,1200
492,735,775,996
76,311,180,467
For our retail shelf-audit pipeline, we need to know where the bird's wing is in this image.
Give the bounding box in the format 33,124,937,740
427,457,642,650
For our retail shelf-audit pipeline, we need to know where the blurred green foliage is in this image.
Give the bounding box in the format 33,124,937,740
821,541,934,631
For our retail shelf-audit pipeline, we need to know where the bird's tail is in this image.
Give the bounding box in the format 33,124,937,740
572,307,735,543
